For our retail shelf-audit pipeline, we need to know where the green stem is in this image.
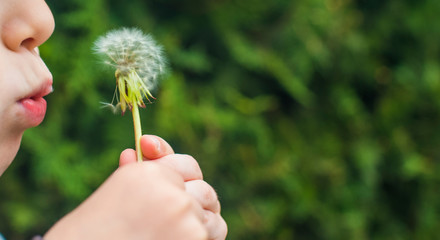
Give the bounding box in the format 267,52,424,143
132,104,143,162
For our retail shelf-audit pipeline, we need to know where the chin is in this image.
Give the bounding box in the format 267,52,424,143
0,133,23,176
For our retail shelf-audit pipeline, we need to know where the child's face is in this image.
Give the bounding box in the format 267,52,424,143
0,0,54,174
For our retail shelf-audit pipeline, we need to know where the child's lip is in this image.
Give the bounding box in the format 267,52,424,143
18,97,48,126
20,79,53,101
16,79,53,127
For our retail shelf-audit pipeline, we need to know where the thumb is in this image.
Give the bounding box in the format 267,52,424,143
119,135,175,167
140,135,175,160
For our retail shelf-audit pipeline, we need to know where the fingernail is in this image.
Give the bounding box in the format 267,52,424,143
153,137,161,152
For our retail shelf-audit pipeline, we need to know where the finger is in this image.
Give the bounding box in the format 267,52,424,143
181,211,208,240
172,189,206,226
190,194,206,224
185,180,220,213
155,154,203,181
140,135,174,160
119,148,137,167
140,161,186,189
204,212,228,240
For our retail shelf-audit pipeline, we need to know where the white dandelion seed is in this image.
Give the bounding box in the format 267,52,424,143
93,27,167,162
93,27,167,113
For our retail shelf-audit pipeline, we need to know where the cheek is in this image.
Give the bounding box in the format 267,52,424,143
0,71,19,105
0,53,25,104
0,65,23,129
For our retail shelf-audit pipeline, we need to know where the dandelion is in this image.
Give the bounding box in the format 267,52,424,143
93,27,167,162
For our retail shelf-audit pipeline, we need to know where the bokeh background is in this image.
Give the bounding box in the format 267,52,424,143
2,0,440,239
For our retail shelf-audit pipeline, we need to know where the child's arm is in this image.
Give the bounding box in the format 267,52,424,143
120,135,228,240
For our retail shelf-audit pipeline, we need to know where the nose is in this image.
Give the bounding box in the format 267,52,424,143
1,0,55,52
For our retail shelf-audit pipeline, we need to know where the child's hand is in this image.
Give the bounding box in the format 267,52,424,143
44,160,208,240
119,135,228,240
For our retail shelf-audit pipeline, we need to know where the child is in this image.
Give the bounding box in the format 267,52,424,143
0,0,227,239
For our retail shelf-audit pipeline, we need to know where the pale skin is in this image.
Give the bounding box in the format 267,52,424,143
0,0,227,239
46,136,227,240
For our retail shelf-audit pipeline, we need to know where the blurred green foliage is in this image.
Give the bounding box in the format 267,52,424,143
1,0,440,239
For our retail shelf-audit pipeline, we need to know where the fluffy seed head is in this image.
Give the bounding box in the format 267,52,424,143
94,27,166,90
93,27,167,113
